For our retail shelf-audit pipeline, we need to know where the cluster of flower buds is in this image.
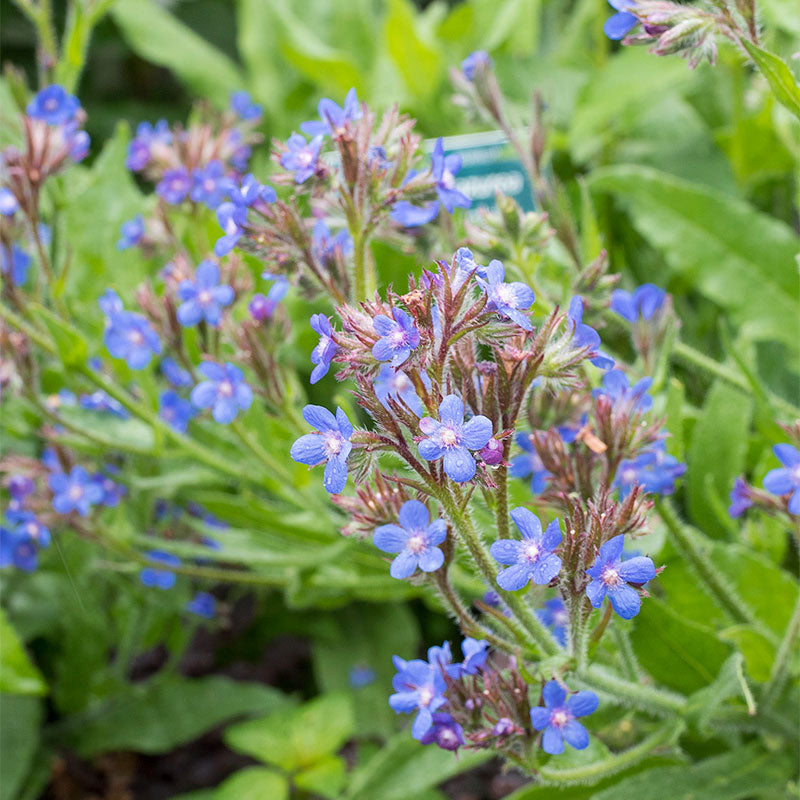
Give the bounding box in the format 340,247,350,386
1,86,89,220
604,0,728,68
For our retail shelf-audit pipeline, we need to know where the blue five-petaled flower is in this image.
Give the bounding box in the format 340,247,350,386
389,656,448,740
27,85,80,124
140,550,180,589
101,300,162,371
610,283,666,322
418,395,492,483
585,534,656,619
309,314,338,384
49,466,104,516
476,260,535,331
372,308,421,367
300,88,362,137
763,444,800,515
290,405,354,494
374,500,447,579
177,261,234,328
281,133,323,183
509,432,551,494
568,297,614,368
531,681,599,755
190,362,253,424
490,508,562,591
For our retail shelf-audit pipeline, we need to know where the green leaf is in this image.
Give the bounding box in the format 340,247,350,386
52,676,295,756
718,625,775,682
741,40,800,120
111,0,245,105
294,754,347,799
590,744,794,800
0,609,47,696
687,381,753,537
29,304,88,368
224,692,355,771
214,767,288,800
345,731,491,800
0,695,42,800
629,596,731,694
384,0,442,99
312,604,419,737
589,166,800,350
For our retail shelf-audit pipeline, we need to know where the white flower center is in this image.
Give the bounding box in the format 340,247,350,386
324,432,343,457
418,687,433,707
792,465,800,483
390,329,408,347
439,729,458,746
551,710,569,728
495,284,515,306
298,150,313,166
128,329,145,346
198,289,213,306
26,522,38,537
68,485,83,500
523,542,541,563
622,468,637,483
218,380,234,397
602,566,621,587
441,170,455,190
204,178,215,192
407,533,426,554
441,427,459,447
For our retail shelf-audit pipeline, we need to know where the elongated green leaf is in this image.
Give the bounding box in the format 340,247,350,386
0,694,42,800
629,597,731,694
742,40,800,119
718,625,775,682
111,0,244,105
589,166,800,349
384,0,442,99
0,609,47,696
591,744,793,800
52,676,295,756
30,305,87,368
687,381,752,537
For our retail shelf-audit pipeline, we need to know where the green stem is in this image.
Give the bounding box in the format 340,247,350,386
494,465,510,541
351,230,376,301
763,589,800,705
538,718,684,784
611,624,642,682
437,486,560,656
656,499,756,627
575,664,687,716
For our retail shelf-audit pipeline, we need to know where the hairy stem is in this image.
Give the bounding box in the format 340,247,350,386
763,589,800,705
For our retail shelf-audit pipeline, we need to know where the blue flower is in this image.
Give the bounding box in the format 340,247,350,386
610,284,666,322
11,512,51,549
390,199,440,228
80,390,129,418
177,261,234,327
372,308,420,367
585,534,655,619
281,133,323,183
0,526,39,571
311,220,353,266
27,85,80,124
7,475,35,501
49,466,103,516
568,297,614,368
187,591,216,618
389,655,448,740
190,362,253,424
0,188,19,216
117,215,144,250
215,202,248,256
160,357,192,388
374,365,426,417
729,477,754,518
457,637,488,676
349,664,376,688
763,444,800,515
310,314,338,384
432,138,471,214
191,161,228,209
509,433,551,493
614,443,686,498
374,500,447,579
301,88,362,137
249,276,289,321
139,550,180,589
159,390,196,433
594,370,653,414
476,260,535,331
420,713,464,751
230,90,262,120
490,508,562,591
126,120,171,171
91,471,126,507
66,124,90,161
103,310,162,369
536,598,568,647
461,51,492,80
418,395,493,483
1,245,31,285
157,168,192,204
604,0,638,40
531,681,599,755
290,405,353,494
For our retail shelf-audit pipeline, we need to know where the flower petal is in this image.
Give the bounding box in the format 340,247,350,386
598,534,625,563
585,578,606,608
399,500,430,531
374,524,409,554
774,444,800,468
618,555,656,584
567,691,599,718
608,583,641,619
496,562,532,591
764,467,794,495
417,546,444,572
323,455,348,494
290,433,326,466
490,539,523,566
390,549,418,579
562,720,590,750
461,415,493,450
532,553,561,584
443,447,476,482
510,507,542,541
438,394,464,425
542,726,565,755
302,404,338,432
541,519,563,552
530,707,550,730
542,680,567,708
